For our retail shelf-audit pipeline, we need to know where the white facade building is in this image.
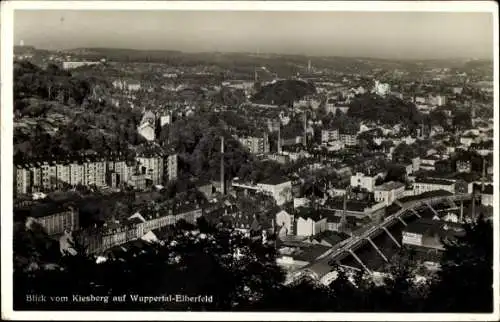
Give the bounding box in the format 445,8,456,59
413,178,455,195
373,181,405,206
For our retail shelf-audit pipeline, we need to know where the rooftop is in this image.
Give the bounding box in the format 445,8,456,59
323,198,375,212
258,176,291,186
415,178,455,186
374,181,405,191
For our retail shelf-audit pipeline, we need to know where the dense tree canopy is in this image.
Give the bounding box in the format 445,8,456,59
251,80,316,106
348,94,423,130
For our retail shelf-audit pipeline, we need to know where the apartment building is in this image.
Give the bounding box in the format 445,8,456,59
339,133,358,146
15,165,31,195
238,134,270,155
374,181,405,206
350,172,385,192
413,178,455,195
136,155,164,186
28,205,79,236
165,153,178,182
321,129,339,144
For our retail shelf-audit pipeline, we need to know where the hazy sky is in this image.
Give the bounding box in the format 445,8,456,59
14,10,494,59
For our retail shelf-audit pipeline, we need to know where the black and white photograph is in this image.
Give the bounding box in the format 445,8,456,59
1,1,498,320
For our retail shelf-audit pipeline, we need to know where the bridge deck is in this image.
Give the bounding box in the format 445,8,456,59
288,193,472,284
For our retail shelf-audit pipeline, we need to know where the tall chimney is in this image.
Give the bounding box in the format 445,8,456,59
341,186,349,232
277,123,282,154
471,188,476,218
481,157,486,192
303,113,307,146
220,136,225,195
460,199,464,223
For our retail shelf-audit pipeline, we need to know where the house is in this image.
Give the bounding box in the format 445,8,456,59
373,181,405,206
232,176,293,206
323,198,386,222
350,172,385,192
480,184,493,207
412,157,421,173
413,178,455,195
276,244,331,272
402,218,464,252
304,230,350,247
459,136,475,147
276,210,294,237
420,155,441,171
293,197,310,209
372,80,391,96
295,208,328,237
456,160,472,173
137,111,156,142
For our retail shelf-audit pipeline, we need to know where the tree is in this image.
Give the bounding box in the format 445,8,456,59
452,111,472,130
425,217,493,312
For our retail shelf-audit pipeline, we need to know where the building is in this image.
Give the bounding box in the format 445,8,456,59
402,218,464,252
136,155,164,186
411,157,421,173
321,129,339,144
62,61,100,70
350,172,384,192
459,136,476,147
420,155,441,171
83,160,106,187
428,95,446,107
128,173,148,190
232,176,293,206
339,133,358,146
15,165,31,195
373,181,405,206
165,153,178,182
456,160,472,173
481,185,493,207
137,111,157,142
56,163,71,188
276,210,294,237
69,162,85,186
160,114,172,127
27,205,79,236
238,134,270,154
295,210,328,237
112,79,142,92
40,161,58,191
372,80,391,97
413,178,455,195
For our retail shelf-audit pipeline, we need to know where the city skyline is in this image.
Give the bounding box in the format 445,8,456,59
14,10,494,60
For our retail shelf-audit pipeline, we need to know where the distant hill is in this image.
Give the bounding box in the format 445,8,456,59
347,93,423,129
251,79,316,106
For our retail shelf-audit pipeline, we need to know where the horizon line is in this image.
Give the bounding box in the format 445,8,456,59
15,45,494,63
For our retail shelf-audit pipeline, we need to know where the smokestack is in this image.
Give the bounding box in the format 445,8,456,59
341,186,349,233
481,157,486,192
471,188,476,218
278,123,282,154
220,136,225,195
303,113,307,146
460,199,464,223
